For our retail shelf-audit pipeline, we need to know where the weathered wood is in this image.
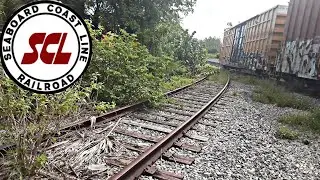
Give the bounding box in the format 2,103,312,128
114,128,201,152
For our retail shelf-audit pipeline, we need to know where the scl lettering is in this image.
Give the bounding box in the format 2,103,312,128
22,33,71,64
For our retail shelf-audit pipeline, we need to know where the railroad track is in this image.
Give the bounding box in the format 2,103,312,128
108,78,230,180
1,76,230,179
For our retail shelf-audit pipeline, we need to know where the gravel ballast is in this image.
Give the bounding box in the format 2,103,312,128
152,81,320,180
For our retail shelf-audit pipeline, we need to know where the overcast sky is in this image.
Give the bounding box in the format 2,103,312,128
182,0,290,40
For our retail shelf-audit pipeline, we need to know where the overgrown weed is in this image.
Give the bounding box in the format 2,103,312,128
279,109,320,134
160,76,195,92
232,74,260,85
232,74,313,110
0,74,107,179
208,69,229,85
276,126,299,140
252,81,313,110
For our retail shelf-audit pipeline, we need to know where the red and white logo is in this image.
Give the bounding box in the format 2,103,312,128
0,1,92,94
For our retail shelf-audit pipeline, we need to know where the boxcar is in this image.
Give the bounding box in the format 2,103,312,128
276,0,320,81
220,5,288,74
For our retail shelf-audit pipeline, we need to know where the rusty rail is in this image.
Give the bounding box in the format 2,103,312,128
0,76,207,154
109,76,230,180
60,76,207,131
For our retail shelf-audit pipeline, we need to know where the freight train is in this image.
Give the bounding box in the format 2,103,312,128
220,0,320,87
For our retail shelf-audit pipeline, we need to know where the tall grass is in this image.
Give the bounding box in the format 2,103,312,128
279,109,320,134
233,74,313,110
232,75,260,85
252,81,313,110
276,126,300,140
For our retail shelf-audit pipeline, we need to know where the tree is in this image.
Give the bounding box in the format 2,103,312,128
0,0,22,23
84,0,197,32
59,0,88,18
175,31,207,75
0,0,42,24
201,36,221,54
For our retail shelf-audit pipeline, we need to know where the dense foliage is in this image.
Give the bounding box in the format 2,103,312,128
60,0,196,32
86,25,175,105
201,36,221,54
0,71,107,178
0,0,211,106
0,0,218,178
175,31,207,75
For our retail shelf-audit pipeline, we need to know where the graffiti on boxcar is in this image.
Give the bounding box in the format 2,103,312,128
237,52,266,71
223,51,268,73
276,37,320,80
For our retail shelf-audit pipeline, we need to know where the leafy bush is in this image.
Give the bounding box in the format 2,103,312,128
199,64,219,76
85,24,197,105
174,31,208,75
138,22,184,58
138,22,208,77
160,76,194,92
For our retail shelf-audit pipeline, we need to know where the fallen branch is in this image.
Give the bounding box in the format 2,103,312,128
106,118,122,138
95,125,113,134
44,140,69,151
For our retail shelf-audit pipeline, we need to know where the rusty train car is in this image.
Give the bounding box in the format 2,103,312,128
276,0,320,82
221,0,320,85
220,5,289,74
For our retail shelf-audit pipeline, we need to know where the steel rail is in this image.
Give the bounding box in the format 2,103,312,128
0,76,207,154
109,76,230,180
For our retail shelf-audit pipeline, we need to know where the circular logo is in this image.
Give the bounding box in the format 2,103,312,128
0,1,92,94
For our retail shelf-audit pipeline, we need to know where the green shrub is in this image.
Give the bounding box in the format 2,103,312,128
174,31,208,75
160,76,194,92
85,25,181,105
199,64,219,76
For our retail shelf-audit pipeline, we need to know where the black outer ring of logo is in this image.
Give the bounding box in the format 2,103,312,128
0,0,93,94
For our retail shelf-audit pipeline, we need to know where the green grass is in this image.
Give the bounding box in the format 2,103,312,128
233,74,313,111
161,76,195,92
232,74,260,85
276,125,300,140
208,70,229,85
207,53,219,59
279,109,320,134
233,74,318,136
252,81,313,110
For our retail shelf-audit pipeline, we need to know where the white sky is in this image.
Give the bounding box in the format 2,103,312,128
182,0,290,40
